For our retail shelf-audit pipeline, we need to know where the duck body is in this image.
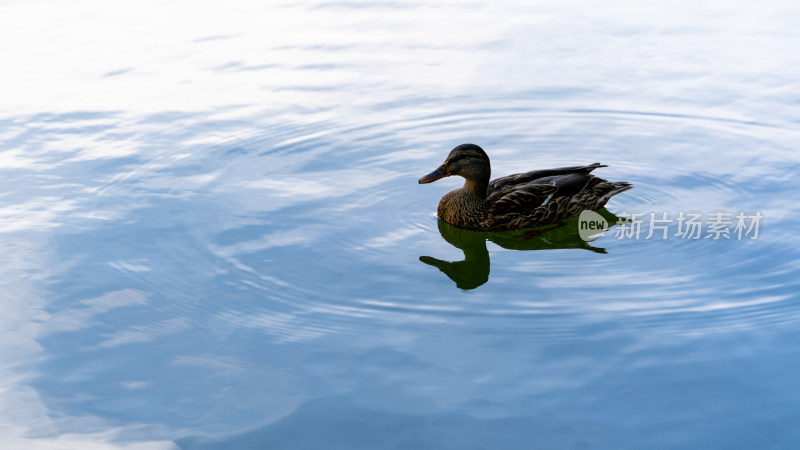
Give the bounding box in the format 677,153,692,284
419,144,631,231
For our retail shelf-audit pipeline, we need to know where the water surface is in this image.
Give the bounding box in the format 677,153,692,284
1,1,800,449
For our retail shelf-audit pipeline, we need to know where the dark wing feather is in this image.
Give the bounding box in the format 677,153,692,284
484,163,619,229
534,173,595,198
488,183,557,216
488,163,606,195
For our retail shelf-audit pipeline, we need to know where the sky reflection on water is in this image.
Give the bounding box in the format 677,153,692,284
2,0,800,449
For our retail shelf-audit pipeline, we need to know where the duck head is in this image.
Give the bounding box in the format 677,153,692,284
418,144,492,190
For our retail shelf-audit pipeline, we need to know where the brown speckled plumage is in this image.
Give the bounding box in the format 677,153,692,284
419,144,632,231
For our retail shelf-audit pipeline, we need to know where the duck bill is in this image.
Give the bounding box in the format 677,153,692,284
418,168,446,184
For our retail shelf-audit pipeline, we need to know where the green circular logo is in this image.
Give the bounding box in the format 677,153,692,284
578,210,609,241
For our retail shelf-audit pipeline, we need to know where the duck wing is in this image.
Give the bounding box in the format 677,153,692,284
529,172,595,198
487,182,558,216
487,165,607,218
487,163,607,195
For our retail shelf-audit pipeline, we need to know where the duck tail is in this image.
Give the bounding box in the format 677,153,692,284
585,162,609,172
608,181,633,196
591,180,633,209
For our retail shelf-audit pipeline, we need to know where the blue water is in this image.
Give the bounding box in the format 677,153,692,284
2,1,800,449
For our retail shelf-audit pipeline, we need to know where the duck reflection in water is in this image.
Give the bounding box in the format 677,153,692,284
420,208,624,289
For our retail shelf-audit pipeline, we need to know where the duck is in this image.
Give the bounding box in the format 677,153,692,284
418,143,631,231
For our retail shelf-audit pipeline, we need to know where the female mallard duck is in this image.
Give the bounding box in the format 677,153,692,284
419,144,631,231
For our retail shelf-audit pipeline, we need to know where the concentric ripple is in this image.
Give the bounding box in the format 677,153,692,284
176,103,800,346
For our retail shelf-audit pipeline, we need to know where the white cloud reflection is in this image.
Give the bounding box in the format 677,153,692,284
0,243,170,449
95,318,192,349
